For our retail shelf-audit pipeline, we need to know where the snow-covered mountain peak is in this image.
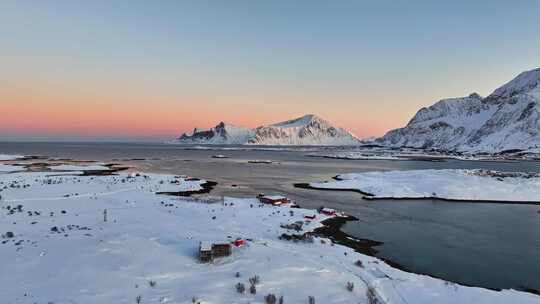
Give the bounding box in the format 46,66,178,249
214,121,241,131
377,68,540,153
468,92,482,99
489,68,540,99
270,114,322,128
407,94,484,125
249,114,359,146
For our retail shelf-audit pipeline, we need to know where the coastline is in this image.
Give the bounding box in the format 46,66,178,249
295,183,540,205
312,213,540,295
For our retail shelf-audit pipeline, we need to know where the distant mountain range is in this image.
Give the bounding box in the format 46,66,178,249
174,114,360,146
173,68,540,151
377,68,540,153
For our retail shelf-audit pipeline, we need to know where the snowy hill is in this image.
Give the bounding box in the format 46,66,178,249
378,68,540,153
176,122,255,144
173,115,360,146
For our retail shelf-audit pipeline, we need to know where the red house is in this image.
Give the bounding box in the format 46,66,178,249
258,195,291,206
320,208,337,216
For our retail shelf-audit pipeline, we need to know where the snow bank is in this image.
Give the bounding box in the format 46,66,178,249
310,169,540,202
0,170,538,303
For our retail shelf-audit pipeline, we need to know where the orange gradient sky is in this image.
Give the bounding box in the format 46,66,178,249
1,1,539,140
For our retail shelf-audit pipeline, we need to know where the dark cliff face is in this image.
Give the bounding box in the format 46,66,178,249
178,122,229,142
180,129,216,141
213,122,228,139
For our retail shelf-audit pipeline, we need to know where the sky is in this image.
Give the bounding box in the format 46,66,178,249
1,0,539,141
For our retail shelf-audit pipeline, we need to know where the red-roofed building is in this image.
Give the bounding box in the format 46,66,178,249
258,195,291,206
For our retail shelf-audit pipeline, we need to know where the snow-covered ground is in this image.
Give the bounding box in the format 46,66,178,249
1,162,539,303
310,169,540,202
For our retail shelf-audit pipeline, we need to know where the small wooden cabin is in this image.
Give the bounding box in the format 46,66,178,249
199,241,232,262
212,242,232,258
320,207,337,216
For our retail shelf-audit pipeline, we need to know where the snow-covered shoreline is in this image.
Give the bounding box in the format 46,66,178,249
1,155,539,303
0,154,25,161
165,141,540,162
306,147,540,162
309,169,540,203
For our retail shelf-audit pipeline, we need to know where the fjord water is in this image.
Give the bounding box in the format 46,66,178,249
1,141,539,293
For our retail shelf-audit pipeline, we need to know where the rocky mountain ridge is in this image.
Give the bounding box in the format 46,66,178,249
377,68,540,153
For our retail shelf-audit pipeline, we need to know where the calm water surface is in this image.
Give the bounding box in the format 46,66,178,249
1,141,539,293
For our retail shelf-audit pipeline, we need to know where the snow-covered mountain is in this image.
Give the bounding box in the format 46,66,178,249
247,114,360,145
176,122,254,144
173,114,360,146
378,68,540,153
